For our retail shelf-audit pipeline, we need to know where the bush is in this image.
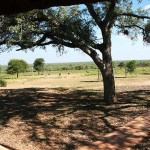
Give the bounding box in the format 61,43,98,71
126,60,136,73
0,80,7,87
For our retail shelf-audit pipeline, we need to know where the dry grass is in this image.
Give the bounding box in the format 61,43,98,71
0,74,149,150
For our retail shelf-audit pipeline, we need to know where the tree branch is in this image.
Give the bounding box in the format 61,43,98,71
38,40,77,49
0,40,6,45
118,13,150,19
86,3,103,29
104,0,117,28
0,0,110,15
115,24,145,31
33,34,48,46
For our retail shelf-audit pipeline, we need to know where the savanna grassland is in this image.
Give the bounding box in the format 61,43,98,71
0,61,150,150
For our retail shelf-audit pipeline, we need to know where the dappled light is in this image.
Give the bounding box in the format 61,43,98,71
0,87,149,149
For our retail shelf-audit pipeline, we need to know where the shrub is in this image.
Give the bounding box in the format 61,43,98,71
0,80,7,87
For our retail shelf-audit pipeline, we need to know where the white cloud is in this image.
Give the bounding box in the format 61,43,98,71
144,4,150,10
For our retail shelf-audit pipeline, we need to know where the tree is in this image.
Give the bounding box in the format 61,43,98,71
0,0,108,15
0,1,150,104
126,60,136,75
7,59,28,78
75,65,83,70
118,62,125,68
144,21,150,44
33,58,45,75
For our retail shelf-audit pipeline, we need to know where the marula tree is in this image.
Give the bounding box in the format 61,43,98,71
0,0,150,104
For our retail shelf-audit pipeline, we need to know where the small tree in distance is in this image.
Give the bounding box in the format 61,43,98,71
126,60,137,77
7,59,28,78
118,62,125,68
33,58,45,75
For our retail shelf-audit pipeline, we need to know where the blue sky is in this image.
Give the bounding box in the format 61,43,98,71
0,0,150,65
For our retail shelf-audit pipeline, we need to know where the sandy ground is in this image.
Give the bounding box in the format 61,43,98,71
0,74,149,150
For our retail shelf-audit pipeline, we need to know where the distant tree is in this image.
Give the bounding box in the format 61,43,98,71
118,62,125,68
7,59,28,78
33,58,45,75
126,60,136,76
75,65,83,70
61,67,68,70
84,65,89,70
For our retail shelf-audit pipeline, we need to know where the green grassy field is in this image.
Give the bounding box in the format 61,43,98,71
0,60,150,81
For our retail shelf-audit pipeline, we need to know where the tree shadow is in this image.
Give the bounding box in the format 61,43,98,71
0,144,17,150
0,87,149,149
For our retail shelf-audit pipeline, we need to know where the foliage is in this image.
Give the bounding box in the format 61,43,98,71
7,59,28,78
0,60,150,79
0,2,148,52
0,79,7,87
112,61,116,68
118,62,126,68
75,65,84,70
126,60,136,73
33,58,45,74
144,21,150,44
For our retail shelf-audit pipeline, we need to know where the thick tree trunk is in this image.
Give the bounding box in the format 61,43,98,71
86,47,116,104
102,63,116,104
100,27,117,104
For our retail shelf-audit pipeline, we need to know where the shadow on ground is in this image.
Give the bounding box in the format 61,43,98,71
0,87,149,149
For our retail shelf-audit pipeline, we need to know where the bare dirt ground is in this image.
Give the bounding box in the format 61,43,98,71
0,74,149,150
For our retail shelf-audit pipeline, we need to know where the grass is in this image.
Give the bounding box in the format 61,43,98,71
1,60,150,79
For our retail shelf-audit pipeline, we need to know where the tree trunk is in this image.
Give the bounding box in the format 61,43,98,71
100,27,117,104
87,48,117,104
102,63,116,104
16,72,19,78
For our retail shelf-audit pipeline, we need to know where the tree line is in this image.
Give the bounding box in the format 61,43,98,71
1,59,148,78
0,58,45,78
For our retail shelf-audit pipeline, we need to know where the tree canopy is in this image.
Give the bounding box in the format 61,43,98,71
33,58,45,75
7,59,28,78
126,60,136,74
0,1,149,51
